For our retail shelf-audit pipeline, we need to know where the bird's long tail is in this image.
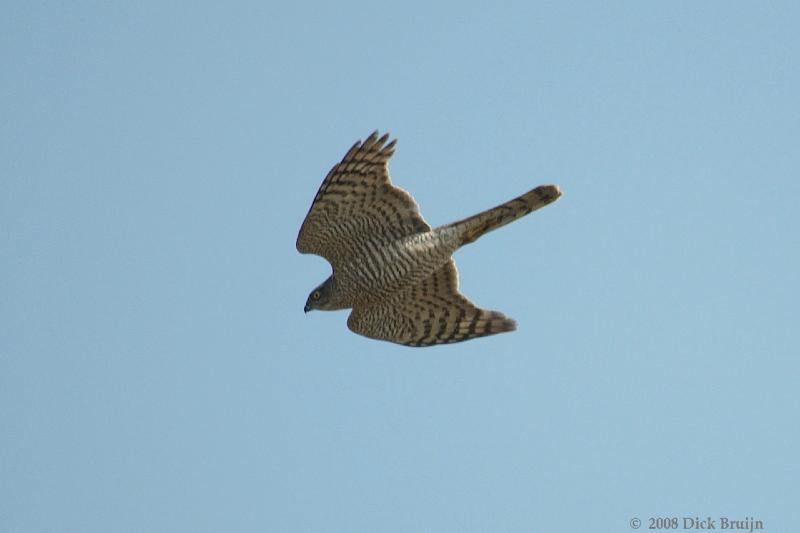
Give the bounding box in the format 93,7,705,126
447,185,562,246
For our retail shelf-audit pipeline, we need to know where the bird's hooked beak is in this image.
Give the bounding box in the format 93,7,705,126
304,303,311,313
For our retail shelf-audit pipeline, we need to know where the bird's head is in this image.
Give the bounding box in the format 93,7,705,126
304,276,336,313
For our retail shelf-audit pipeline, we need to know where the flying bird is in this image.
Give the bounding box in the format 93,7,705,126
297,132,561,346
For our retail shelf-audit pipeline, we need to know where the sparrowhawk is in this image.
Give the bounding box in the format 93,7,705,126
297,132,561,347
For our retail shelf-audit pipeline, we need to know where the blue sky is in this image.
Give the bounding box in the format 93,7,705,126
2,2,799,532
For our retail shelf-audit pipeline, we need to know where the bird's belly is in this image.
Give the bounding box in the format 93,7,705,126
341,233,457,303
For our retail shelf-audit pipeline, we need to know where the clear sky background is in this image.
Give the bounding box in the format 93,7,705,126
2,2,799,532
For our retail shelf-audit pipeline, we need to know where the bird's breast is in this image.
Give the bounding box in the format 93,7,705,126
337,232,456,304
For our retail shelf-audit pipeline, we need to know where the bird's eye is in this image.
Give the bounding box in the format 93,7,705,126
312,291,321,300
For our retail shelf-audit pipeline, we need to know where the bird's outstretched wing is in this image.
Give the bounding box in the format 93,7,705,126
296,132,431,267
347,260,516,346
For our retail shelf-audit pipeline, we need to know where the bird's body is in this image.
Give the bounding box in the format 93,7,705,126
326,228,461,308
297,132,561,347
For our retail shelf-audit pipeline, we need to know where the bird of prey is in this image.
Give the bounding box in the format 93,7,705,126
297,132,561,346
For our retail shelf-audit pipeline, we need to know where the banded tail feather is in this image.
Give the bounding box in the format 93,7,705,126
450,185,562,246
